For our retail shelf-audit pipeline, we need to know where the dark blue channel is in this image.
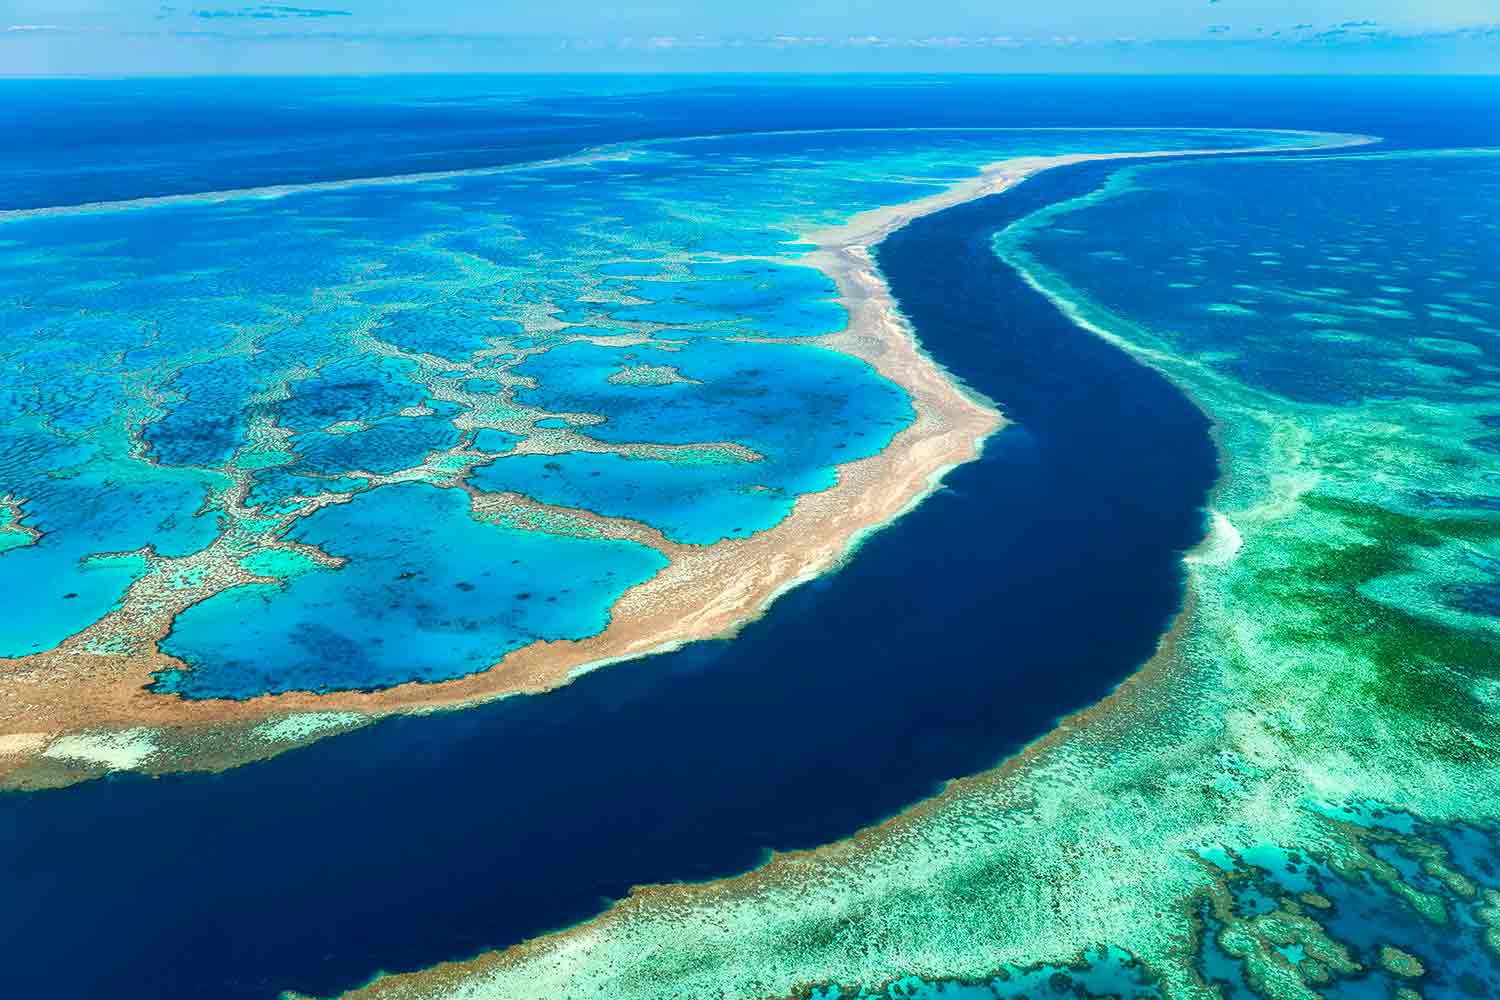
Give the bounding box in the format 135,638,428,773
0,162,1213,999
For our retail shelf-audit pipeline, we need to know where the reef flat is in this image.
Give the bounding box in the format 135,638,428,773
309,148,1500,999
0,128,1346,788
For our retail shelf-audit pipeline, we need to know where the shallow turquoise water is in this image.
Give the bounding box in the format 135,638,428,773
154,482,669,696
481,339,913,543
996,148,1500,999
0,127,1299,696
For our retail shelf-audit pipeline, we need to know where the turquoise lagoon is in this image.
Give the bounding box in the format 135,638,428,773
154,483,669,696
0,128,1305,698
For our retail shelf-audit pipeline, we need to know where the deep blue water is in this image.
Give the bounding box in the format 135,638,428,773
7,75,1500,210
1008,153,1500,409
4,77,1500,999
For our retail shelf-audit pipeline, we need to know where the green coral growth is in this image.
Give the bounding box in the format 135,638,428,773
318,149,1500,1000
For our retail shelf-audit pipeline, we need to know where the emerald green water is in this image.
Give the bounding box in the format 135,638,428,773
342,147,1500,1000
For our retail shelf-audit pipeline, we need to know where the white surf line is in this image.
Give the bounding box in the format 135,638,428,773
0,127,1373,224
645,125,1370,144
0,145,636,223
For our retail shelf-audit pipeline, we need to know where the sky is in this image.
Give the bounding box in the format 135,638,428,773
3,0,1499,75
